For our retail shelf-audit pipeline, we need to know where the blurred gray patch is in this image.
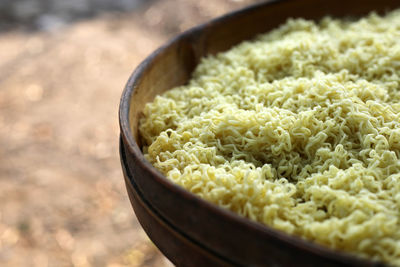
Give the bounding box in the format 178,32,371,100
0,0,148,31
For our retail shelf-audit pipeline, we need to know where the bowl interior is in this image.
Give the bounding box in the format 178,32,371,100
120,0,400,266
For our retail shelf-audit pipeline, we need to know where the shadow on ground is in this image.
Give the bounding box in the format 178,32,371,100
0,0,152,31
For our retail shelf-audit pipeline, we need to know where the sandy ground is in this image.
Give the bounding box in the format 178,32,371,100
0,1,261,266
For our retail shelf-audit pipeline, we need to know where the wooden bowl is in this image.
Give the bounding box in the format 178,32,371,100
119,0,398,266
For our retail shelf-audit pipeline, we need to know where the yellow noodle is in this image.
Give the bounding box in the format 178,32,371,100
140,10,400,265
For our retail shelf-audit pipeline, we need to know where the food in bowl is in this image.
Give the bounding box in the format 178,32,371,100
139,9,400,266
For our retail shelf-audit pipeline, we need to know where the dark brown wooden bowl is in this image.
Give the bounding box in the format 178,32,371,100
119,0,399,266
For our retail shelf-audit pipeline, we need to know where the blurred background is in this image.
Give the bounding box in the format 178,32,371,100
0,0,262,266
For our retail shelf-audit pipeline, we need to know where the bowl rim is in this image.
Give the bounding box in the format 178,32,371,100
119,1,386,266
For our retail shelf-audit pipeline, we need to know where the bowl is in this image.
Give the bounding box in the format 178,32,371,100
119,0,399,266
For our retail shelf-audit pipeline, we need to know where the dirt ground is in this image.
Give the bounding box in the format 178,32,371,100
0,1,261,266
